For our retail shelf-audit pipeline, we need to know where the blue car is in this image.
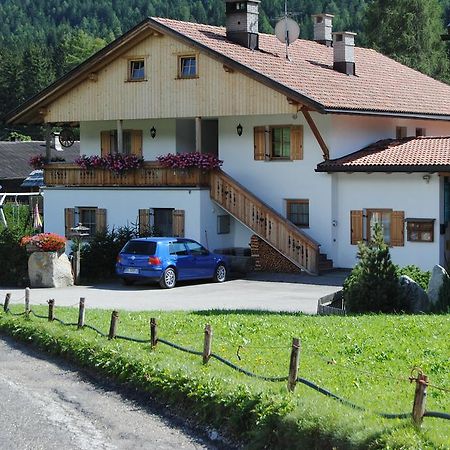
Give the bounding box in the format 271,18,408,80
116,237,228,289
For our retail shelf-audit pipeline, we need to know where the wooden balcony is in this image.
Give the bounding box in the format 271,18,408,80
43,162,211,188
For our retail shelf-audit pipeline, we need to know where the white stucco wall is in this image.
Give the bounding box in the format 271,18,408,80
219,113,335,257
71,112,450,270
330,115,450,159
334,173,441,271
42,187,251,253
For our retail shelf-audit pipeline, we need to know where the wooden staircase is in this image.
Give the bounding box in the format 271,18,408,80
210,169,320,275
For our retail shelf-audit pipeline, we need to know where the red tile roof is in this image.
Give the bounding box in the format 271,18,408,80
316,136,450,172
6,16,450,124
154,18,450,118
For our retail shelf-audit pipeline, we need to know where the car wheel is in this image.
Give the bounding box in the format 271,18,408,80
122,278,134,286
213,264,227,283
160,267,176,289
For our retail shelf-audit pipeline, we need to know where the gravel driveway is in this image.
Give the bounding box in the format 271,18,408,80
1,272,347,314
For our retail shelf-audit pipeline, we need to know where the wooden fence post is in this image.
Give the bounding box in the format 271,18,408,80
25,287,30,316
203,324,212,364
150,318,158,349
288,338,301,392
4,293,11,312
412,372,428,428
108,310,119,340
48,299,55,321
77,298,85,329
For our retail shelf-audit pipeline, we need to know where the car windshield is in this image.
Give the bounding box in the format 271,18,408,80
122,241,157,255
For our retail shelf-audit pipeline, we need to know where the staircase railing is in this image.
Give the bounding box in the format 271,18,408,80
210,169,320,274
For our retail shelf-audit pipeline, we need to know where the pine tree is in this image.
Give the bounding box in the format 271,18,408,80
364,0,450,82
344,223,405,313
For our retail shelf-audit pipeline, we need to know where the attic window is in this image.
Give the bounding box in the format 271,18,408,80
396,126,407,139
128,59,145,81
178,55,198,78
416,128,426,137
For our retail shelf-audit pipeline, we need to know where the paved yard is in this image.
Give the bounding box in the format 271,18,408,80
1,271,348,314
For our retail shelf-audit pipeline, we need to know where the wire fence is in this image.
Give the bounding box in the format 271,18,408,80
1,292,449,426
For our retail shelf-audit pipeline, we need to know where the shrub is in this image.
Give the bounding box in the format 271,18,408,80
344,223,405,313
395,265,431,291
79,225,151,280
0,203,33,286
436,274,450,313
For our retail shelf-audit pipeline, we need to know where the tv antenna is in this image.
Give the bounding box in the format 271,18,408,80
274,0,300,61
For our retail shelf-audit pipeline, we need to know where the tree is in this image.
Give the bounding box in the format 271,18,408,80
59,29,107,74
343,223,405,313
364,0,450,82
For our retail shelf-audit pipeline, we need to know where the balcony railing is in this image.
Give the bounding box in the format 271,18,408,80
43,162,211,188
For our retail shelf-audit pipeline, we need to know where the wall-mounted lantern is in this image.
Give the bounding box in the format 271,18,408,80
236,123,243,136
150,126,157,139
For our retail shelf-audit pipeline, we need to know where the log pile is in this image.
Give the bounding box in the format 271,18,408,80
250,235,300,273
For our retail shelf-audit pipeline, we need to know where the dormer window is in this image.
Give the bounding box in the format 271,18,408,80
128,59,145,81
178,55,198,78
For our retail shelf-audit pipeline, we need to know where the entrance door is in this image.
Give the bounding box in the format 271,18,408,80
201,119,219,157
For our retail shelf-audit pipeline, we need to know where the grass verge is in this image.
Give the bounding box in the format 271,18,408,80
0,305,449,449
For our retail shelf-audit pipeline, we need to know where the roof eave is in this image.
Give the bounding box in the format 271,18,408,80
323,108,450,122
3,18,159,125
316,165,448,173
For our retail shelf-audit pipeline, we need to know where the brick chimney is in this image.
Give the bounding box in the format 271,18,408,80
333,31,357,75
312,13,334,47
225,0,260,50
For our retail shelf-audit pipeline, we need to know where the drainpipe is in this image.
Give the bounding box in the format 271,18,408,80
195,117,202,153
117,119,123,153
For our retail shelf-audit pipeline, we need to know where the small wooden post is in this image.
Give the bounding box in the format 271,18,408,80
4,293,11,312
48,299,55,321
287,338,301,392
25,287,30,316
150,318,158,349
77,297,85,329
108,310,119,340
412,373,428,428
203,324,212,364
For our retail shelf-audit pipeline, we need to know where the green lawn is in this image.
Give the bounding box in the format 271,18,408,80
1,305,449,449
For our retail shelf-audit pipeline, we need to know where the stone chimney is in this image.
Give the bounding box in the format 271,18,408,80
333,31,357,75
312,13,334,47
225,0,260,50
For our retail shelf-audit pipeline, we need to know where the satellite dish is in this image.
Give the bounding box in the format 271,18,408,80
275,17,300,61
275,17,300,45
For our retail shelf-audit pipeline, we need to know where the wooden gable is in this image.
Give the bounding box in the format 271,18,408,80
46,34,297,123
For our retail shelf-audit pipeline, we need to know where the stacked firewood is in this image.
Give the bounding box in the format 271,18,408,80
250,235,299,273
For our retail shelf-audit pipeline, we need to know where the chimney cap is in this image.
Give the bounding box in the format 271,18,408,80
332,31,357,37
311,13,335,19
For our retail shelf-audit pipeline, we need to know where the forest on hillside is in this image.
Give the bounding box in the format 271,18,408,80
1,0,450,138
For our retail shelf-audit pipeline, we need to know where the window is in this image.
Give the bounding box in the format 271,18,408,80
286,200,309,228
254,125,303,161
226,2,247,13
367,209,392,243
416,128,426,137
396,126,407,139
64,207,107,238
272,127,291,159
128,59,145,81
169,241,188,256
406,219,434,242
109,131,132,154
178,55,197,78
350,209,404,246
185,240,209,256
138,208,185,237
100,130,142,157
217,215,231,234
